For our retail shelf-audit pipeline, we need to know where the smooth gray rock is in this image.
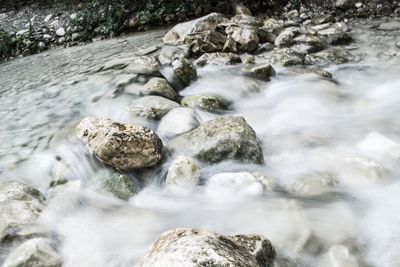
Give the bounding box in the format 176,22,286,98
94,170,138,200
141,78,177,100
170,116,264,164
76,117,163,170
157,107,200,138
138,228,275,267
0,181,45,242
378,22,400,31
2,238,61,267
165,156,200,189
242,64,276,81
128,96,180,120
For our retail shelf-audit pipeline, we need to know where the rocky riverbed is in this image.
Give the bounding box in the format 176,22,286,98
1,4,400,267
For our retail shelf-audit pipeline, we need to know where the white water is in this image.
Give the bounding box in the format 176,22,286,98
1,22,400,266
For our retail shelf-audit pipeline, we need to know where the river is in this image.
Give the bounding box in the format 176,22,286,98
1,19,400,266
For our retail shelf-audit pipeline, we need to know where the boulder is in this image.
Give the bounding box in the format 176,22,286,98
226,25,259,52
274,28,297,47
76,117,163,170
181,95,231,112
171,57,197,89
186,30,227,55
305,48,352,65
163,13,228,45
293,35,325,53
157,107,200,138
165,156,200,189
0,181,45,242
158,45,189,65
138,228,275,267
128,96,180,120
170,116,264,164
2,238,61,267
194,52,242,66
242,64,276,81
378,21,400,31
141,78,177,100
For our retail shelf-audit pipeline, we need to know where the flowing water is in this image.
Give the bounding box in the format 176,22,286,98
1,20,400,266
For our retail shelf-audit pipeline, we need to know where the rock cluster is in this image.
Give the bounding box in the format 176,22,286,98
138,228,275,267
163,10,355,67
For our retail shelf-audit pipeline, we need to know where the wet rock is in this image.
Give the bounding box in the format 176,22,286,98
157,107,200,138
226,25,259,52
186,30,226,55
242,64,276,81
140,78,177,100
76,117,163,170
170,116,264,164
257,27,277,44
194,52,242,66
94,170,138,200
263,18,284,36
2,238,61,267
44,14,53,23
319,245,359,267
0,181,45,242
305,48,352,65
158,45,189,65
318,26,353,45
138,228,275,267
206,172,265,196
165,156,200,188
55,27,65,37
181,95,230,112
274,28,298,47
128,96,180,120
293,35,325,53
335,0,357,10
378,22,400,31
163,13,228,45
230,234,276,267
171,57,197,89
313,15,335,25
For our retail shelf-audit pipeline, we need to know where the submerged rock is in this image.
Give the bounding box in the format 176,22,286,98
206,172,265,196
157,107,200,138
0,181,45,243
165,156,200,189
181,95,231,112
129,95,180,120
77,117,163,170
2,238,61,267
170,116,264,164
163,13,228,45
319,245,359,267
138,228,275,267
95,170,138,200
